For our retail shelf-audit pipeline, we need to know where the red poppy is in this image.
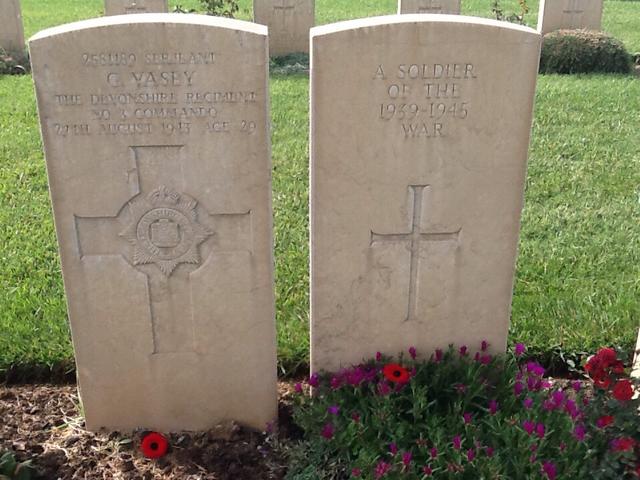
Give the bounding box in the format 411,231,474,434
611,437,635,453
141,432,169,459
612,379,634,402
382,363,411,384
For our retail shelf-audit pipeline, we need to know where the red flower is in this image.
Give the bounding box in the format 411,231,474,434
585,348,625,389
612,379,634,402
382,363,411,384
141,432,169,459
596,415,615,428
611,437,635,452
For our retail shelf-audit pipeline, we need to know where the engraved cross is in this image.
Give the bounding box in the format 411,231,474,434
74,145,252,354
562,0,585,26
418,0,444,13
370,185,460,322
273,0,296,32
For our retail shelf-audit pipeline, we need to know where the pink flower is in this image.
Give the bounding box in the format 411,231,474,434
515,343,526,356
523,397,534,409
321,423,334,440
435,349,443,362
466,448,476,462
485,446,494,458
294,382,303,394
374,461,391,479
463,412,473,424
522,419,535,435
455,383,467,394
596,415,614,428
573,424,586,441
453,435,462,450
571,380,581,392
351,412,361,423
351,467,362,477
541,461,557,480
389,443,398,455
480,354,492,365
481,340,489,351
430,447,438,458
402,451,412,467
408,346,417,359
378,382,391,396
330,376,342,389
535,423,546,439
376,351,382,362
514,382,524,396
308,373,320,388
422,465,433,476
488,400,499,415
459,345,468,357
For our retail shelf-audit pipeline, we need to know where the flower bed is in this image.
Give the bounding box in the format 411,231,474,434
290,343,640,479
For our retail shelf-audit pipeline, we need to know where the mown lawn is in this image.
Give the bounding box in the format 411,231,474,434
1,0,638,376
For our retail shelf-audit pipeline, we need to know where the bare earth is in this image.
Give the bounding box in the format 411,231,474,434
0,383,299,479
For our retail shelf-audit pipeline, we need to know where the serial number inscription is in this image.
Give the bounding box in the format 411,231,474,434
373,62,478,140
50,51,259,139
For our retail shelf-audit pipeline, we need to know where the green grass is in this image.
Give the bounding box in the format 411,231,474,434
1,1,639,377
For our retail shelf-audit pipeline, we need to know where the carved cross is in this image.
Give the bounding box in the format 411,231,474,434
562,0,585,26
74,145,251,354
370,185,460,322
418,0,444,13
273,0,296,33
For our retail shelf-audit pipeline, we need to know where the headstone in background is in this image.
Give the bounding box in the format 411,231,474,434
310,16,541,373
254,0,314,56
0,0,25,54
537,0,603,35
29,14,277,432
398,0,461,15
104,0,168,16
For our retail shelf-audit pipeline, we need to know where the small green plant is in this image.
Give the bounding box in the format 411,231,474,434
172,4,196,13
491,0,529,25
199,0,239,18
289,342,640,479
0,450,35,480
540,30,632,74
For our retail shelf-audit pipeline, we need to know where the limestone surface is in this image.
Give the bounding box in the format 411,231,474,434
0,0,24,54
398,0,461,15
30,14,277,432
254,0,314,56
104,0,168,16
537,0,603,34
310,15,541,373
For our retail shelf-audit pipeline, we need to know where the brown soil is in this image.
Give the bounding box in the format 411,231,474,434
0,383,301,479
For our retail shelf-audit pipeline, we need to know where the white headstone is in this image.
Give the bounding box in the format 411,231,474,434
29,14,277,432
0,0,24,54
537,0,604,35
398,0,461,15
254,0,314,56
310,16,541,373
104,0,168,16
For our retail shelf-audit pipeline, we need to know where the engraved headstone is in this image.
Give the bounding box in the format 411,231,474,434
104,0,168,16
310,16,541,372
398,0,461,15
29,15,277,432
254,0,314,56
537,0,603,35
0,0,25,54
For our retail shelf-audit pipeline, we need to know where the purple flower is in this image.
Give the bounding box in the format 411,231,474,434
535,423,546,439
571,380,582,392
374,461,391,479
551,390,565,406
455,383,467,394
523,397,534,409
435,349,443,362
459,345,468,357
376,351,382,362
573,424,586,442
308,373,320,388
481,340,489,351
463,412,473,424
485,446,494,458
466,448,476,462
402,451,412,467
541,461,557,480
321,423,334,440
430,447,438,458
526,361,545,377
330,376,342,389
453,435,462,450
327,405,340,415
514,382,524,396
378,382,391,396
408,346,417,359
294,382,303,394
488,400,499,415
515,343,526,356
543,399,556,412
351,467,362,477
423,465,433,476
522,420,535,435
480,354,492,365
389,443,398,455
